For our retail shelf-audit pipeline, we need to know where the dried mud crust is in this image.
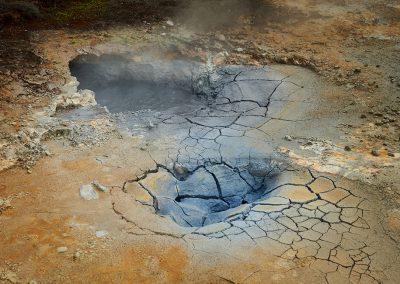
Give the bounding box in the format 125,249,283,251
113,165,400,283
0,0,399,283
99,65,400,283
1,0,400,177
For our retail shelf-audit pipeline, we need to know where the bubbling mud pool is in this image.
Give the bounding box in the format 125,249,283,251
69,54,209,114
68,53,298,227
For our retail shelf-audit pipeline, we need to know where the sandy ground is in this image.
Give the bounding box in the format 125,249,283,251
1,0,400,283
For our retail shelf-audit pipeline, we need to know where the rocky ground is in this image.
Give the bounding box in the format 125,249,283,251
1,0,400,283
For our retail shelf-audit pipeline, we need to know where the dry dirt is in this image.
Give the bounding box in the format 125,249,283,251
1,0,400,283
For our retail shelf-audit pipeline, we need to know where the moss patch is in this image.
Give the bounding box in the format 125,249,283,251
45,0,108,24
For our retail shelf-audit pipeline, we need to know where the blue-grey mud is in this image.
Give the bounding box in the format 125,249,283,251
1,1,399,282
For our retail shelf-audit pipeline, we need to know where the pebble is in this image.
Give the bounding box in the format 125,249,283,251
92,180,108,193
73,251,83,261
173,163,189,179
284,135,293,141
216,34,226,41
57,246,68,253
0,198,11,210
79,184,99,200
344,146,351,151
95,230,108,238
166,20,174,26
0,270,18,283
371,149,380,157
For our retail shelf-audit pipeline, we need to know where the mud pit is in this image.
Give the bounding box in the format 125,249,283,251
1,55,399,283
136,159,283,227
68,55,304,226
69,54,204,113
1,0,400,282
47,53,398,282
67,53,299,138
1,42,397,282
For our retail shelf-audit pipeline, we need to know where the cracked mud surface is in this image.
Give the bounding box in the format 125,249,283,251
1,0,400,283
100,63,399,282
61,59,400,283
116,165,397,283
1,56,399,283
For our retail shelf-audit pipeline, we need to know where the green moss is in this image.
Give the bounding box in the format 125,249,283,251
46,0,108,24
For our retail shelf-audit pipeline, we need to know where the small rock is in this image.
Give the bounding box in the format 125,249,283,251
236,47,244,52
92,180,108,193
344,146,351,151
57,246,68,253
216,34,226,41
73,250,83,261
0,198,11,211
360,114,367,119
284,135,293,141
371,149,380,157
166,20,174,26
95,230,108,238
0,269,19,283
146,120,155,129
173,163,189,180
248,159,277,177
80,184,99,200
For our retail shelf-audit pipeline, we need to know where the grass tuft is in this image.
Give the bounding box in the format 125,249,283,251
46,0,108,24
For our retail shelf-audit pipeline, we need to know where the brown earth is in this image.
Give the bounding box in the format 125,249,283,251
1,0,400,283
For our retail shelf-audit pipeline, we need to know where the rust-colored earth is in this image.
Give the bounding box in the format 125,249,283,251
1,0,400,283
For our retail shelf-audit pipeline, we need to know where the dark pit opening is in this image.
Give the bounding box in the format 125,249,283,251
138,159,282,227
69,54,204,113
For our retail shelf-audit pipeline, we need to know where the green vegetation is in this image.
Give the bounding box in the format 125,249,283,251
45,0,108,24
